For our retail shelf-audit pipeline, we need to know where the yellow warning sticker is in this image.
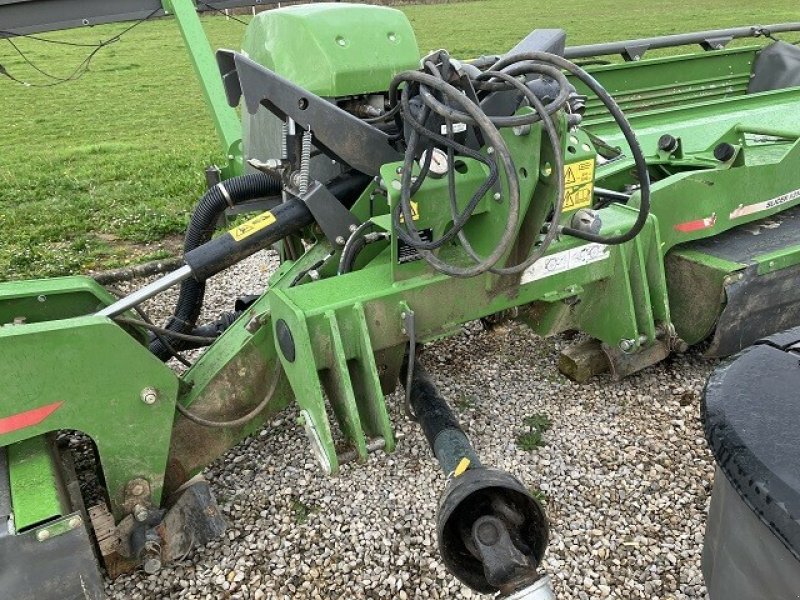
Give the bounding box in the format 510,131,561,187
398,200,420,223
563,158,596,211
229,211,277,242
454,457,471,477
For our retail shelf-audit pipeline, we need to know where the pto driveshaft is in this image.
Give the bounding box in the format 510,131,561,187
401,359,555,598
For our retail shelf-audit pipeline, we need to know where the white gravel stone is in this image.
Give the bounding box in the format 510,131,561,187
106,250,715,599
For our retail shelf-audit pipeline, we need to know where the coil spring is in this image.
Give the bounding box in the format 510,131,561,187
298,128,312,196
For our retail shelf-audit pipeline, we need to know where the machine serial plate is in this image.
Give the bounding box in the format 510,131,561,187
521,243,609,283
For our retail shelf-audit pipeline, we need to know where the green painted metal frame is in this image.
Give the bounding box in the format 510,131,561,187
3,21,800,529
7,436,65,531
0,278,180,520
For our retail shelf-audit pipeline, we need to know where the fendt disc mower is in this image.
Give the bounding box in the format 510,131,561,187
2,2,800,598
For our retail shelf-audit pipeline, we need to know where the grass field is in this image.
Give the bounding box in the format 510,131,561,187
1,0,798,279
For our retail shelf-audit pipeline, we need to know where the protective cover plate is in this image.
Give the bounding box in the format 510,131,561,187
703,327,800,558
0,512,106,599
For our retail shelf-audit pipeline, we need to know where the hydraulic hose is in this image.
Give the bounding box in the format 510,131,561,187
386,50,650,280
150,171,371,361
150,172,281,360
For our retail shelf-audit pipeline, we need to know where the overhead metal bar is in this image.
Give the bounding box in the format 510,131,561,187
563,23,800,61
0,0,276,38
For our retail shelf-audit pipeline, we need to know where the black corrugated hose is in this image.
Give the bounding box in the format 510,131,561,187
149,173,281,360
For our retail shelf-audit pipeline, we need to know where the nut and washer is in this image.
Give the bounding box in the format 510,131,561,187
133,504,149,522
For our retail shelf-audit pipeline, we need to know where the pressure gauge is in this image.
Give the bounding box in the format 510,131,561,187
420,148,449,177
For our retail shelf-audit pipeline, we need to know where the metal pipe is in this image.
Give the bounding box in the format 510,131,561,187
563,23,800,60
594,187,632,201
95,265,193,318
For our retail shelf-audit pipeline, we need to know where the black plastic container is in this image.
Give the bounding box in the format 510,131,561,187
703,326,800,599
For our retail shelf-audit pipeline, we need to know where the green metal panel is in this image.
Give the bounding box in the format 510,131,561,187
0,278,179,519
241,3,420,97
163,0,243,178
7,436,64,531
574,47,759,124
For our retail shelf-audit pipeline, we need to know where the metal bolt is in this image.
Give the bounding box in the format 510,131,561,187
476,519,501,545
769,260,776,268
36,529,50,542
68,516,82,529
349,224,358,232
140,387,158,405
512,123,531,136
130,483,145,496
619,339,636,352
133,504,149,523
37,295,46,303
493,192,502,201
486,146,494,154
142,541,162,574
335,236,346,246
245,315,262,333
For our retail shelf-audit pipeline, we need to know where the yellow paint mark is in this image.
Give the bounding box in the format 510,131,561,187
563,158,595,212
454,457,471,477
229,211,277,242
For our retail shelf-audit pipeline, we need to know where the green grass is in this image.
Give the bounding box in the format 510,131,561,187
1,0,797,279
516,413,552,451
290,496,317,524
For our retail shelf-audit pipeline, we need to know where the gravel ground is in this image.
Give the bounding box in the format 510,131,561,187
107,251,717,600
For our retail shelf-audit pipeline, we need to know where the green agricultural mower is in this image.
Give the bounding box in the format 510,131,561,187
3,2,800,598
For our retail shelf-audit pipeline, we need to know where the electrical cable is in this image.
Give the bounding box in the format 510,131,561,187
388,54,563,277
196,1,250,26
114,316,218,344
0,8,160,87
106,286,193,368
175,358,282,428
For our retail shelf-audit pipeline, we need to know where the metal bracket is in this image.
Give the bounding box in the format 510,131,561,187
300,182,361,247
401,307,417,421
217,50,401,176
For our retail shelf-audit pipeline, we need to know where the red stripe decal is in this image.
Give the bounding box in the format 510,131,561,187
675,213,717,233
0,402,63,435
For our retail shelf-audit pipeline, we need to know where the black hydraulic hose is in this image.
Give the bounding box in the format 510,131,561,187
151,171,371,361
490,51,651,244
150,172,281,360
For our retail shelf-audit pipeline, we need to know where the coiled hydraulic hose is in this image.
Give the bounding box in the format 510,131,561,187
149,172,281,360
387,50,650,278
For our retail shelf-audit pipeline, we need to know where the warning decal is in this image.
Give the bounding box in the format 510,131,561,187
398,200,420,223
229,211,277,242
563,159,595,212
